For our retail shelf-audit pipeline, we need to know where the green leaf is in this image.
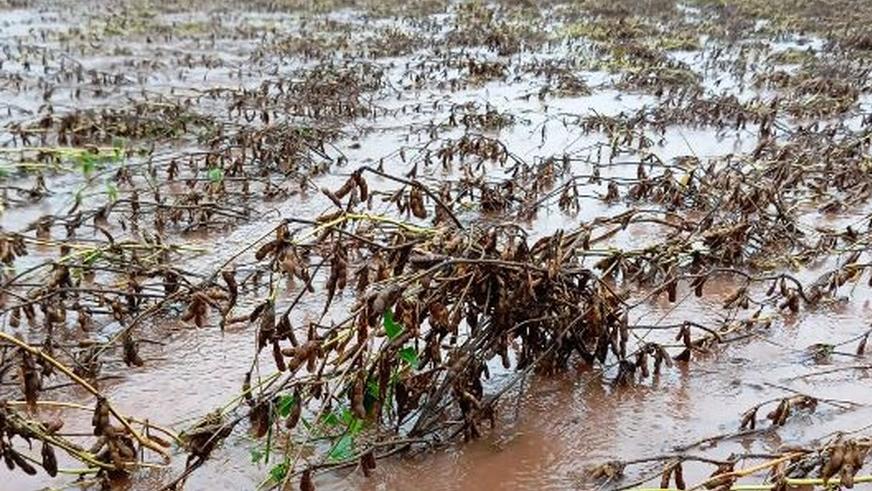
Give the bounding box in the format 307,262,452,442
348,417,364,436
398,347,419,369
366,379,379,398
328,434,353,461
106,182,118,203
364,378,380,414
322,411,341,427
250,448,264,464
207,167,224,183
339,408,364,435
340,407,354,425
78,154,96,175
268,461,288,482
83,250,102,265
264,422,273,463
110,146,124,163
383,308,403,340
276,394,296,418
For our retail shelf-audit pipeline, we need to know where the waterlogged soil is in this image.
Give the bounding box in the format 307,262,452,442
2,0,872,490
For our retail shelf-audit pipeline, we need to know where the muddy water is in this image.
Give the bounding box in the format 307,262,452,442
3,1,872,490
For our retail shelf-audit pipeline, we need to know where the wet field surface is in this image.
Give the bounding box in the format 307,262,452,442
1,0,872,489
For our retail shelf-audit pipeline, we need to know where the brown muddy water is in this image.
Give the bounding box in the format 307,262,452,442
2,0,872,490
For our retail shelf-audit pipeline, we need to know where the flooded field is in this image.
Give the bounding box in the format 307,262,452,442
1,0,872,489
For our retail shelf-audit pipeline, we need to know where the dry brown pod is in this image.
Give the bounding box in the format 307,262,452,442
739,407,758,430
354,172,369,201
41,443,58,477
691,275,706,297
409,187,427,218
272,340,287,372
636,350,650,378
20,350,41,410
300,468,315,491
674,461,686,489
660,463,673,489
704,462,736,490
666,278,678,303
286,395,302,430
352,373,366,419
122,332,144,367
767,398,791,426
92,397,110,436
821,440,845,484
248,401,270,438
333,176,356,200
322,187,343,208
222,269,238,300
258,300,276,350
9,450,36,475
586,460,625,481
361,449,377,477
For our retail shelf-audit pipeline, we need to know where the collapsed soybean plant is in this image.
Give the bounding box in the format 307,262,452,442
1,0,872,489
